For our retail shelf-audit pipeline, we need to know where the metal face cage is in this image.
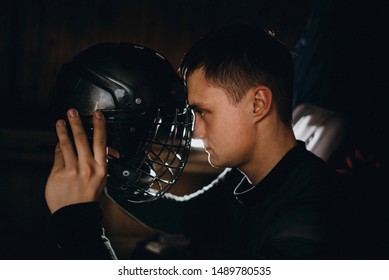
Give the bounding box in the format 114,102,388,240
83,106,193,203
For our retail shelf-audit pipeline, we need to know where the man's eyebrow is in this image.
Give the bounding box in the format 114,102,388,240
188,104,208,113
188,104,200,110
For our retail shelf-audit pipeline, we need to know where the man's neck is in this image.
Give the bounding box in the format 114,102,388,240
239,125,297,186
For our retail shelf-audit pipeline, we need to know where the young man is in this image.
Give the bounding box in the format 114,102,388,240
45,24,342,259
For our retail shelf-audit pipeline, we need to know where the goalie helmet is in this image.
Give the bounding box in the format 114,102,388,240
51,42,193,202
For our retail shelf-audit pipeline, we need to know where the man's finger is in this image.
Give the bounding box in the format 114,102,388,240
51,143,65,171
67,108,93,161
92,110,107,166
55,119,77,167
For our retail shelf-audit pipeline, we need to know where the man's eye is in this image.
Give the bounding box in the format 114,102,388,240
198,110,205,117
190,107,206,117
196,109,207,117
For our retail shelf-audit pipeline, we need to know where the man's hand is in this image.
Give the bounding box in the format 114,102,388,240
45,108,107,214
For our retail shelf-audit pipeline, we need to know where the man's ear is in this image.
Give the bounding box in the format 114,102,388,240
252,86,272,122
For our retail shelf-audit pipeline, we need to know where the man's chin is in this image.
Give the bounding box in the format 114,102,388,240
207,155,223,169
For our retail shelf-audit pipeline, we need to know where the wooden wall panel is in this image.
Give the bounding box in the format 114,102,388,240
0,0,311,129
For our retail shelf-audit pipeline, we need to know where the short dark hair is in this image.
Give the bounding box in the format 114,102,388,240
179,24,295,125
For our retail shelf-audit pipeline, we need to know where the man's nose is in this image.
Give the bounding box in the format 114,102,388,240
192,115,205,139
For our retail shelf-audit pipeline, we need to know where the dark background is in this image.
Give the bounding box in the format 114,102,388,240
0,0,387,259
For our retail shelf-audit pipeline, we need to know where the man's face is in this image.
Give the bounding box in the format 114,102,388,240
187,68,256,169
